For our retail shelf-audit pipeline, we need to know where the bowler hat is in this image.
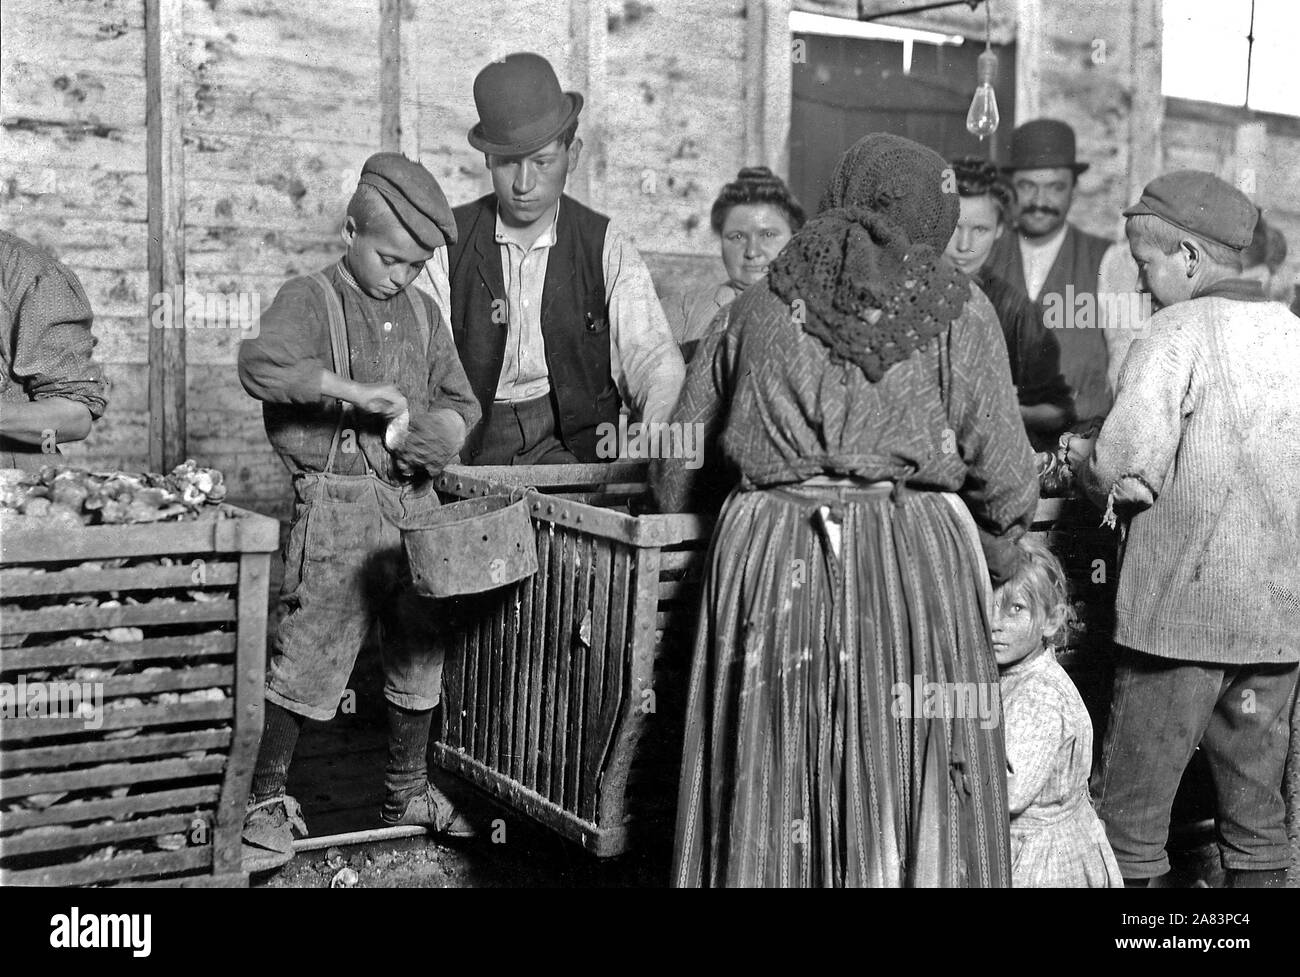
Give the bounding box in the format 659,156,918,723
1001,119,1089,175
468,53,584,157
1122,170,1258,250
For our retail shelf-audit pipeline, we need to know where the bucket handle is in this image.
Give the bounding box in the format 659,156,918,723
396,481,537,533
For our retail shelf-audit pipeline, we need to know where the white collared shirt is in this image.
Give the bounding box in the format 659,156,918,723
421,200,685,426
1019,224,1068,302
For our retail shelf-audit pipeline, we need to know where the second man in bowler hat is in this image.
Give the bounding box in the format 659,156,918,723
986,119,1141,430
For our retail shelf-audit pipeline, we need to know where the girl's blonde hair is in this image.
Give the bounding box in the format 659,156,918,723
995,535,1075,648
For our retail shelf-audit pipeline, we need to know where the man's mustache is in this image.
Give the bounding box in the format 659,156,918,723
1022,206,1061,217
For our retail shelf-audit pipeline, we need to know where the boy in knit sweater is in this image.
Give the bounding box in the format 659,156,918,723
1068,171,1300,888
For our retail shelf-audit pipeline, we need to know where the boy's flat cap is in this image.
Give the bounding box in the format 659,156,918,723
1123,170,1258,250
358,153,456,249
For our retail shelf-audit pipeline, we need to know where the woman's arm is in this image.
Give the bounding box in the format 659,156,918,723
947,286,1040,583
650,310,740,513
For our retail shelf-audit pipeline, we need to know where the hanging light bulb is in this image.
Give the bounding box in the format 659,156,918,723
966,2,999,141
966,49,1000,140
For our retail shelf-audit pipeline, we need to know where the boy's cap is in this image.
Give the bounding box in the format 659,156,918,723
468,53,583,157
357,153,456,249
1123,170,1257,250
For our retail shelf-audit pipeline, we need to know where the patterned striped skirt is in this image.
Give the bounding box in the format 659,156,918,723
671,480,1011,887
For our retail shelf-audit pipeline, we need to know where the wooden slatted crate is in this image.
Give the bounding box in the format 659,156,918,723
430,475,1123,858
0,506,279,886
430,463,712,857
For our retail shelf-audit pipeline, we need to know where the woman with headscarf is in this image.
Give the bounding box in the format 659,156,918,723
652,133,1038,888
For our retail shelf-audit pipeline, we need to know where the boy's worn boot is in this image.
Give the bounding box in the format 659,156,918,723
1225,868,1286,888
382,780,478,838
241,795,308,873
382,703,477,838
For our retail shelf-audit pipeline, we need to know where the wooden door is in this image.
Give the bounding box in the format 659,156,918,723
790,32,1017,211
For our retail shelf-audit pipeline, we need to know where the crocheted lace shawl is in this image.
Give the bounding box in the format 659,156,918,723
766,205,969,383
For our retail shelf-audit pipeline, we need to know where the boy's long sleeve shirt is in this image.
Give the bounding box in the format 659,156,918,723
238,262,480,483
1083,290,1300,664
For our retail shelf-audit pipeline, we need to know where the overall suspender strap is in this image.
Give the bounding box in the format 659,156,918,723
309,270,370,475
406,287,431,357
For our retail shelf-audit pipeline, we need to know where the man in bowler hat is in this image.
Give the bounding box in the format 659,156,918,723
986,119,1137,431
424,52,685,465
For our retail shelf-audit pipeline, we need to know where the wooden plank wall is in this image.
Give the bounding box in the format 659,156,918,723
2,0,778,519
178,0,387,516
1,0,152,472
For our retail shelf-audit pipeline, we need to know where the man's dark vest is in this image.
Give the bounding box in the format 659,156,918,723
986,222,1113,425
447,193,617,463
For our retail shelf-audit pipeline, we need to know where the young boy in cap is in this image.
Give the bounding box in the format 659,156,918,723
237,153,482,870
1067,170,1300,888
423,52,684,465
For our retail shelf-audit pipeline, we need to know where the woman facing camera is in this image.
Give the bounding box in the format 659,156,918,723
946,157,1074,450
654,134,1038,887
675,166,805,359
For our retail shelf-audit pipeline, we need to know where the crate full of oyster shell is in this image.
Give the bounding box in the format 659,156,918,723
0,463,278,887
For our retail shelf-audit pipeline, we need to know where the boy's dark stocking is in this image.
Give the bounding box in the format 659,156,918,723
383,703,434,819
250,702,306,803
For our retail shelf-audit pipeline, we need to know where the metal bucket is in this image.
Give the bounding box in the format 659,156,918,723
402,495,538,598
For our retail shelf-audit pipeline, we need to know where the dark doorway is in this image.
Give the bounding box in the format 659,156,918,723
790,31,1017,212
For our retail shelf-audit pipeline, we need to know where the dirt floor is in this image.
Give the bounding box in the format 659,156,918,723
250,623,673,889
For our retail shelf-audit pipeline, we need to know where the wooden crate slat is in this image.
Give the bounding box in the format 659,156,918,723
0,507,279,564
495,585,517,775
215,551,270,878
461,593,482,764
545,491,640,506
523,527,551,790
0,846,210,887
564,532,595,812
0,785,220,832
441,600,467,751
0,562,238,598
1,598,236,637
2,729,231,772
0,633,236,671
658,550,703,572
657,579,693,603
508,556,533,783
1,755,226,801
431,743,625,856
472,598,493,765
1,700,232,742
80,664,233,698
550,528,578,806
487,589,506,772
0,812,202,857
579,538,614,821
599,548,664,829
438,462,646,491
537,527,565,801
583,544,633,819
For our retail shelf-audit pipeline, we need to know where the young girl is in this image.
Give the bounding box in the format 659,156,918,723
992,536,1122,888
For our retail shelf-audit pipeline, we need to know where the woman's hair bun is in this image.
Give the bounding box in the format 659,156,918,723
711,166,807,235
